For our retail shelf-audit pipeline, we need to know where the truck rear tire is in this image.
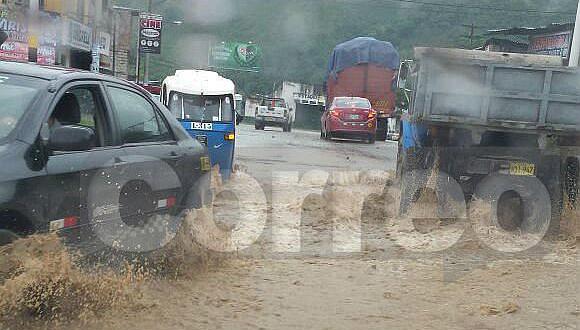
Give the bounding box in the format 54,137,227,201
473,174,552,235
376,119,388,141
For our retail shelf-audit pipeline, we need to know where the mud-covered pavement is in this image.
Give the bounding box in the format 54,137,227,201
2,125,578,330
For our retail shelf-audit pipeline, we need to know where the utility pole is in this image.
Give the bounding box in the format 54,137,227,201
569,0,580,67
462,23,476,49
143,0,153,84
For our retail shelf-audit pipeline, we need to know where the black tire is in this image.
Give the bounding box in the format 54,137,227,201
473,174,552,234
376,131,387,142
255,122,261,130
377,119,388,141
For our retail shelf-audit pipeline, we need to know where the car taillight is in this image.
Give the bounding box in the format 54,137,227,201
331,110,340,118
368,109,377,119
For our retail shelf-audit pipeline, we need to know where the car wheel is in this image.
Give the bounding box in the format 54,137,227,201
376,131,387,142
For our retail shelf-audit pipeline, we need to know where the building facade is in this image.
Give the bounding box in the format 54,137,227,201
484,23,574,62
0,0,129,78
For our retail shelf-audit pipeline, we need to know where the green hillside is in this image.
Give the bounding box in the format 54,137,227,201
116,0,577,94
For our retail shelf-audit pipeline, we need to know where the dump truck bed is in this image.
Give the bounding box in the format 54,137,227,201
411,47,580,134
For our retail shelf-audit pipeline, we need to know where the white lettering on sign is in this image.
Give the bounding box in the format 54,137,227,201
190,122,213,131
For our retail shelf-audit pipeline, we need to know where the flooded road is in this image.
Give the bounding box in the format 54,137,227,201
2,125,578,330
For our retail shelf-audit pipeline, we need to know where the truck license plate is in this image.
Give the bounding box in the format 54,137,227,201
509,162,536,176
349,114,360,120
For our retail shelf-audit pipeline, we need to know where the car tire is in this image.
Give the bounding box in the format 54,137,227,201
376,131,387,142
473,174,552,234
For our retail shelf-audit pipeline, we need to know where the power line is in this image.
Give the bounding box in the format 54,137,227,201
384,0,574,15
338,0,575,20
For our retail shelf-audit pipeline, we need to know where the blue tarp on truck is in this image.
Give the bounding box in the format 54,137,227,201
326,37,400,80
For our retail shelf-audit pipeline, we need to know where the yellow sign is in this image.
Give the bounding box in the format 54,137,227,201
509,162,536,176
28,35,38,48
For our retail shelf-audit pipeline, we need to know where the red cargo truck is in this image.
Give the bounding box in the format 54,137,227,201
325,37,400,141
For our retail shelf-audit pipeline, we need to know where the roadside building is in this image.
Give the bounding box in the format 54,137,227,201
0,0,126,76
484,23,574,63
478,37,529,54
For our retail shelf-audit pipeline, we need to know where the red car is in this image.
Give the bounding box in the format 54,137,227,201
321,97,377,144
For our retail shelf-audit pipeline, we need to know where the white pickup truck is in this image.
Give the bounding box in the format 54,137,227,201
255,97,293,132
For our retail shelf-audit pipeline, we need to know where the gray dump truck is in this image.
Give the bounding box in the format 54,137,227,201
397,47,580,235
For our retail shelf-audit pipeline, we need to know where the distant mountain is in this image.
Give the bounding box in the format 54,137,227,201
115,0,577,94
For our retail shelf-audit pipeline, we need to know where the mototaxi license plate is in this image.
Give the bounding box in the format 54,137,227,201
509,162,536,176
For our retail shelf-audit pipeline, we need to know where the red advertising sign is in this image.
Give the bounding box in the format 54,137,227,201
0,16,28,62
37,46,56,65
529,32,572,57
37,16,59,65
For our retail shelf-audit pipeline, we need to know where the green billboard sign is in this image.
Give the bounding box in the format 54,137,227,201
209,41,262,72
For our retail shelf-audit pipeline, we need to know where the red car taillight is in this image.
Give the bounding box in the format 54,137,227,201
331,110,341,118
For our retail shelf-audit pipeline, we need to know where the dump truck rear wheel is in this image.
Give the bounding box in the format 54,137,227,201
474,174,551,235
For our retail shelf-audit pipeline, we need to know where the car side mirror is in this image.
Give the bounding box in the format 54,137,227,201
48,125,96,152
397,62,411,89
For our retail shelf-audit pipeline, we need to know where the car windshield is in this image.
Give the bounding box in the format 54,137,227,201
169,93,233,122
0,75,43,140
335,98,371,108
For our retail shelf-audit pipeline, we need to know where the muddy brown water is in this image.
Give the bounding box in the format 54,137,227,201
0,171,578,330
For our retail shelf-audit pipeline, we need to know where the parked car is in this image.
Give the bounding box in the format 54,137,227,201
320,97,377,144
0,61,211,247
255,97,293,132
